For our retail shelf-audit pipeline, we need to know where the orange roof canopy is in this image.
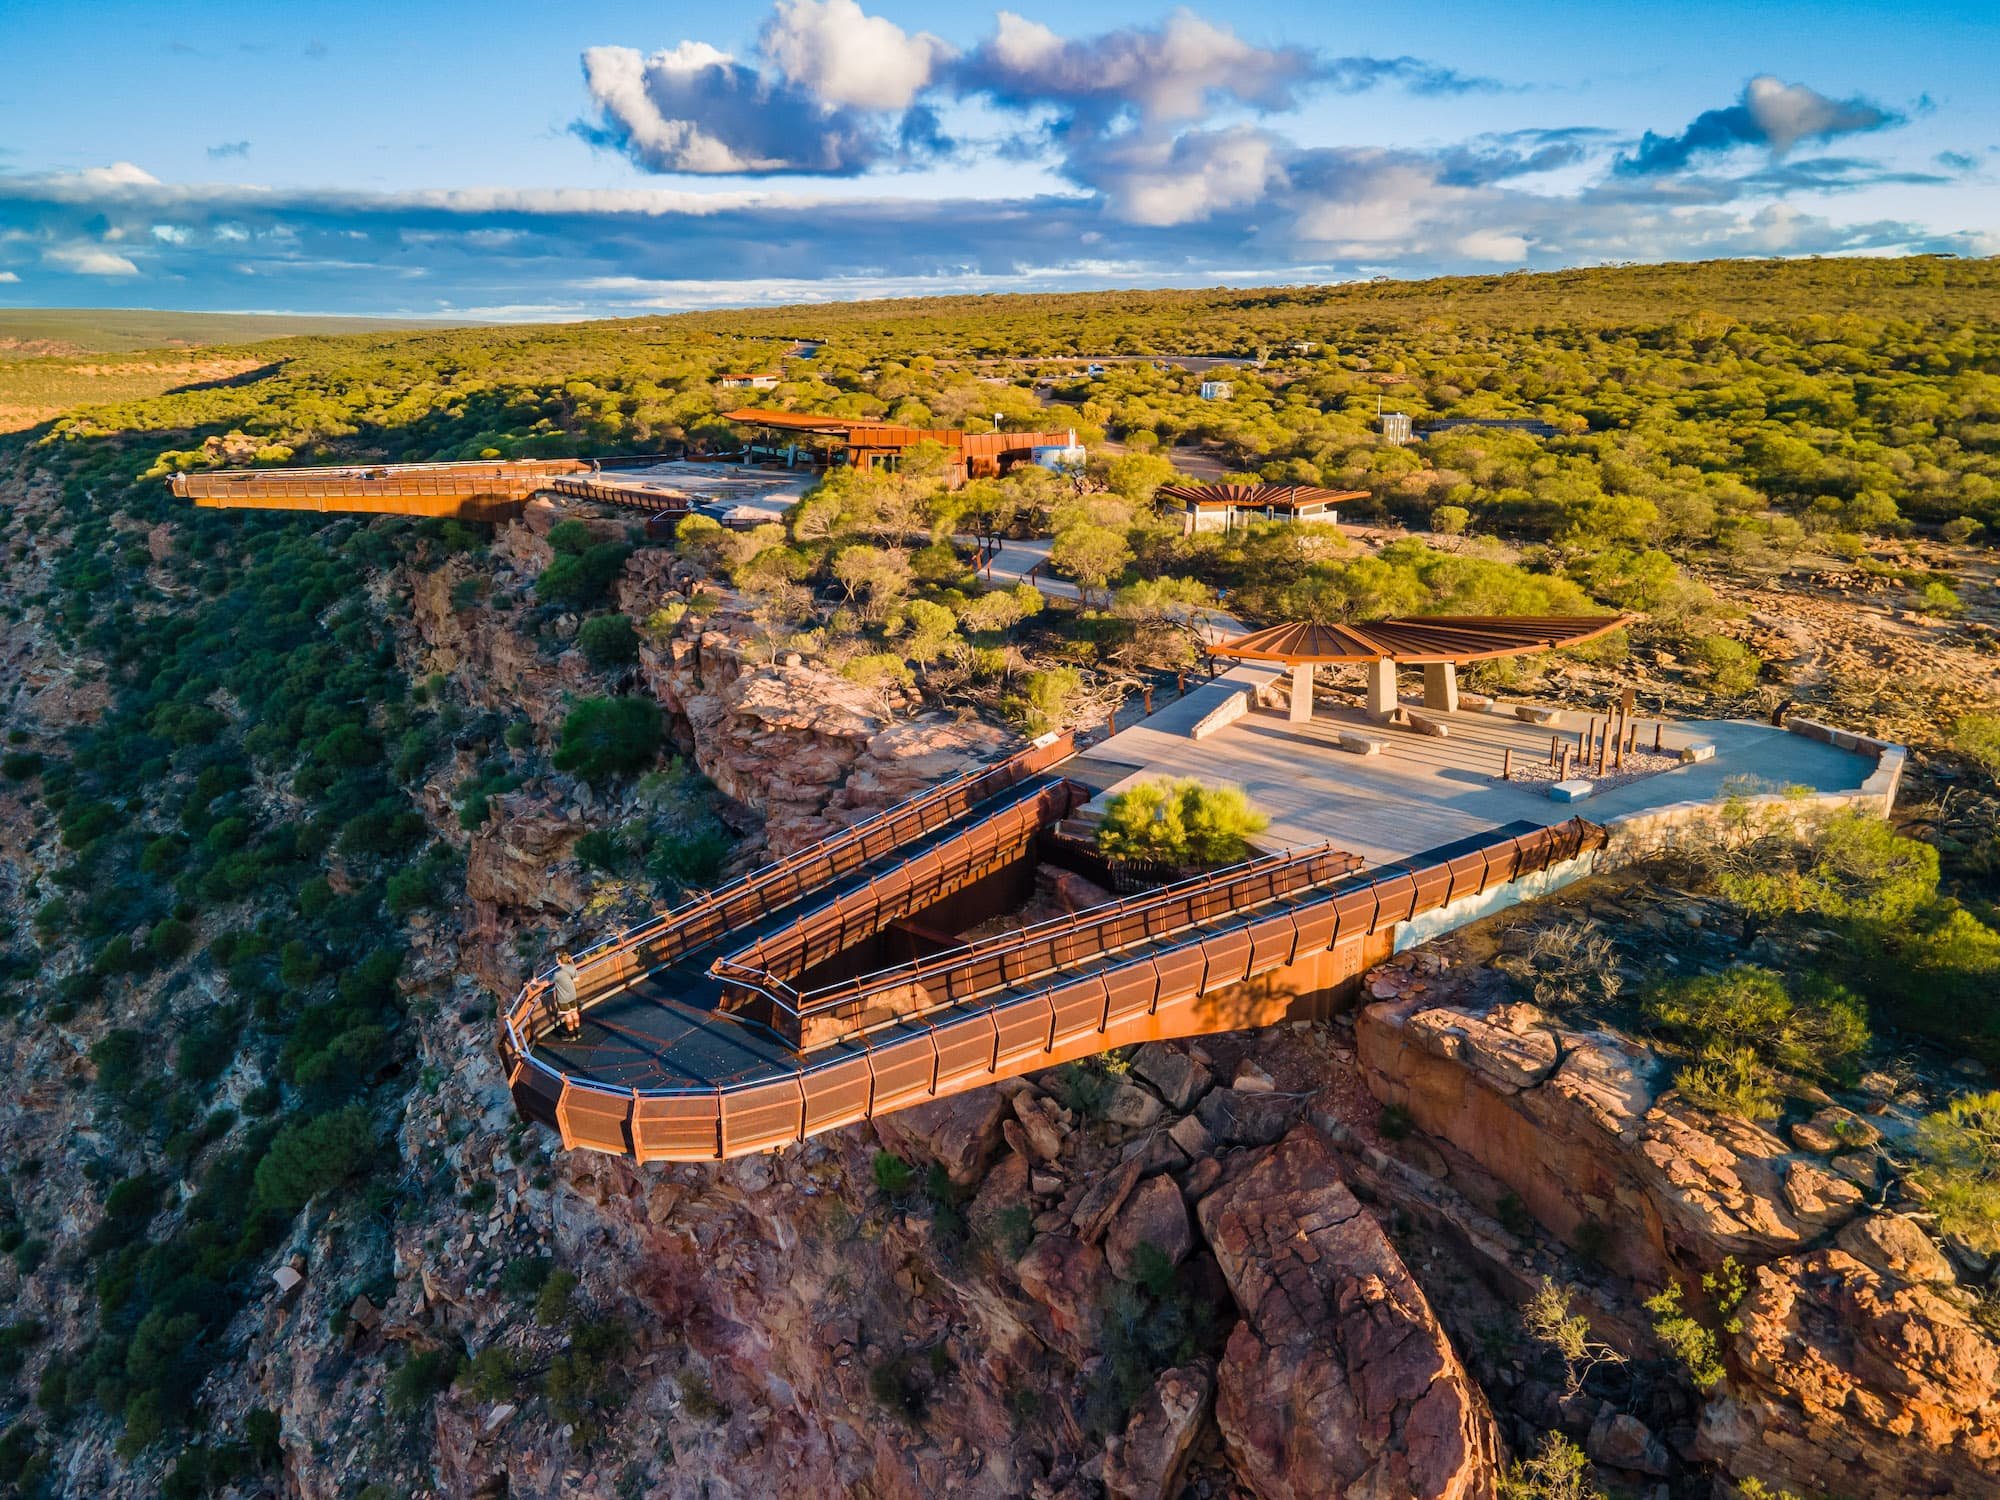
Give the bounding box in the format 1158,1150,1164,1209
1209,615,1632,666
1158,481,1366,509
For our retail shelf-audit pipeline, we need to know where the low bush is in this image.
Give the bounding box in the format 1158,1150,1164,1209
1096,777,1268,866
552,698,663,784
577,614,640,669
1912,1090,2000,1253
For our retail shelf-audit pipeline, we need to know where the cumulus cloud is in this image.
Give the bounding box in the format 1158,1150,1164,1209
958,9,1319,126
1619,75,1901,176
1070,125,1286,226
760,0,952,111
0,271,19,283
576,42,885,174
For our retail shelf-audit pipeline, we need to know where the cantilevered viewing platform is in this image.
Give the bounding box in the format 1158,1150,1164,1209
497,615,1901,1164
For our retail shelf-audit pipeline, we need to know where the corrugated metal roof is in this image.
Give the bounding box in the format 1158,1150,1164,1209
1209,614,1633,664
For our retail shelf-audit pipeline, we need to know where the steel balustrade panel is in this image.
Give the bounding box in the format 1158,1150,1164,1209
800,1053,874,1134
511,1061,565,1128
1371,870,1421,929
1291,902,1338,957
1445,851,1489,905
867,1032,939,1109
869,863,915,916
1199,928,1254,988
559,1083,636,1155
1150,943,1210,1006
930,1011,1000,1088
1046,975,1111,1044
1100,961,1160,1025
954,954,1008,1002
1245,911,1300,973
1333,887,1379,941
1406,863,1451,917
1003,938,1061,987
720,1078,807,1155
1096,910,1151,954
991,993,1056,1066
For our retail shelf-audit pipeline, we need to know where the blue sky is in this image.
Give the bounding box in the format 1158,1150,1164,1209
1,0,1994,317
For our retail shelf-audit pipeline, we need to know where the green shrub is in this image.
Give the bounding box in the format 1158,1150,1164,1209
1096,777,1268,866
1644,965,1868,1089
537,542,631,608
386,1346,461,1415
552,698,663,783
1913,1091,2000,1253
1953,714,2000,781
1644,1257,1746,1391
535,1269,580,1327
250,1104,377,1218
1696,635,1761,694
872,1151,914,1195
646,828,730,888
542,1317,628,1440
1004,666,1083,734
1717,813,1939,928
577,614,640,669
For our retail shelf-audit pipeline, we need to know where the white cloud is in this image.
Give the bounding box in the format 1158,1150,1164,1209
760,0,951,111
1744,75,1892,155
1455,228,1530,261
76,161,159,188
1081,126,1285,226
578,41,884,173
0,271,19,283
43,244,140,276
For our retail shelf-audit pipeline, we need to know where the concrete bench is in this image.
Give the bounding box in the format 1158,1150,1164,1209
1513,704,1562,726
1404,711,1450,739
1680,743,1716,764
1336,731,1386,756
1549,778,1594,803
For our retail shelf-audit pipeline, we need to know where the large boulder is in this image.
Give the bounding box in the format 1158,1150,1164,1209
1698,1249,2000,1499
1103,1360,1215,1500
1196,1125,1500,1499
1105,1173,1193,1282
1013,1233,1106,1360
871,1088,1009,1188
1131,1043,1214,1112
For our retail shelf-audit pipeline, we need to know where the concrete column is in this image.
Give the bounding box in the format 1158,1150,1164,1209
1422,660,1460,713
1289,662,1315,723
1365,658,1398,720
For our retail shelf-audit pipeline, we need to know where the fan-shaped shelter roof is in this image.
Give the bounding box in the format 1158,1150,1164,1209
1158,482,1365,510
1210,615,1631,666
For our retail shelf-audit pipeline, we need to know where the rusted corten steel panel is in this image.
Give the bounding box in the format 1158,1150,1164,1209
1002,938,1058,986
1372,869,1422,928
560,1084,635,1155
992,994,1056,1065
931,1011,1000,1088
1291,902,1338,957
1406,863,1451,917
1151,943,1209,1004
953,954,1008,1002
867,1031,939,1109
1246,912,1300,973
720,1079,806,1155
633,1093,722,1161
511,1061,565,1128
1101,962,1160,1026
1441,852,1484,904
1333,886,1379,939
800,1054,874,1134
1047,975,1111,1043
1199,928,1254,989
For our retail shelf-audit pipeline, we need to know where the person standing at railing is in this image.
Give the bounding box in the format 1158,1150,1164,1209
552,951,583,1035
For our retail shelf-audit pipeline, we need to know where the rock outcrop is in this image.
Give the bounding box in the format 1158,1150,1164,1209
1197,1125,1502,1499
1698,1249,2000,1498
1104,1360,1216,1500
1357,993,1872,1285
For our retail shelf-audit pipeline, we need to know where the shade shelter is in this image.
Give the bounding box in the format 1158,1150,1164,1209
1208,615,1631,723
1159,482,1367,535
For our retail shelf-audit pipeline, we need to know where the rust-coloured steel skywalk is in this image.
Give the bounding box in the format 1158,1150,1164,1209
168,458,697,522
500,732,1606,1161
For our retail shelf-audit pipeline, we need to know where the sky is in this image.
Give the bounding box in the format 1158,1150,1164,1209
0,0,1995,318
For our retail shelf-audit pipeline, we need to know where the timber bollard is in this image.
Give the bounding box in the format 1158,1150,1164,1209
1502,747,1512,781
1653,721,1663,753
1143,685,1154,714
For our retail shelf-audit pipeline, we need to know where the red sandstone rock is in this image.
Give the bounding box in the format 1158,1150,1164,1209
1103,1359,1215,1500
871,1088,1010,1188
1105,1173,1193,1282
1196,1125,1500,1499
1013,1233,1106,1360
1698,1249,2000,1498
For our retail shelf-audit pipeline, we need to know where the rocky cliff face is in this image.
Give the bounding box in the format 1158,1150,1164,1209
1356,954,2000,1499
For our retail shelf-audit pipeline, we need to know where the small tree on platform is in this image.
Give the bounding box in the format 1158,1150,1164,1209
1095,778,1268,867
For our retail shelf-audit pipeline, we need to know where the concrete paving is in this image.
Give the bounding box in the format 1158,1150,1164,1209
1079,694,1876,867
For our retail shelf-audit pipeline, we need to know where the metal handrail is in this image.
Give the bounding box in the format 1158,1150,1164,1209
504,817,1605,1104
